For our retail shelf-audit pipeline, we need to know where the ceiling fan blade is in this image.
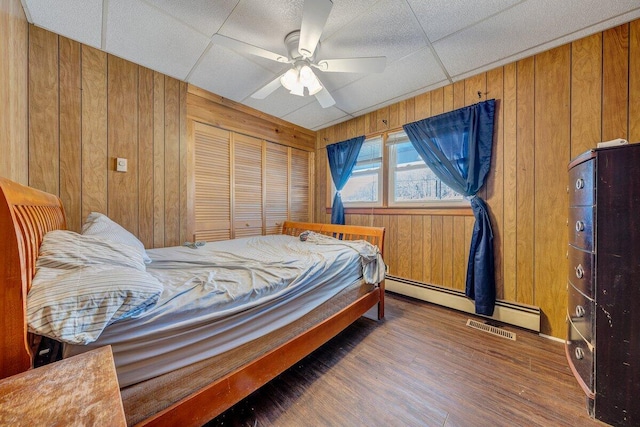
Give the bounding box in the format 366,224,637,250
316,57,386,73
212,34,289,63
251,75,284,99
315,87,335,108
298,0,333,58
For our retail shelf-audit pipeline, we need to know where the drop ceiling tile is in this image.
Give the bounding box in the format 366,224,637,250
314,71,364,93
332,48,448,114
318,0,380,40
145,0,240,37
434,0,640,78
189,45,275,102
105,0,210,80
406,0,522,42
23,0,102,48
320,0,426,64
283,102,349,130
217,0,305,57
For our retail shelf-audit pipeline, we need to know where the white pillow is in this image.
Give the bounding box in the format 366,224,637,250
27,264,163,345
37,230,146,271
82,212,152,263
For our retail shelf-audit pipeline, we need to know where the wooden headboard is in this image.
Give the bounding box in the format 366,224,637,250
0,177,66,380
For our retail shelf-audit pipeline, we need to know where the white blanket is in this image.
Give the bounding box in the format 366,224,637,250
300,231,386,284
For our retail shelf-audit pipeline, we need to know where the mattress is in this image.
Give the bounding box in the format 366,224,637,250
64,234,372,387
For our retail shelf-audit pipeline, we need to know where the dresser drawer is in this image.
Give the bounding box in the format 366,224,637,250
568,245,594,298
569,158,594,206
569,206,594,251
568,282,594,343
567,319,594,396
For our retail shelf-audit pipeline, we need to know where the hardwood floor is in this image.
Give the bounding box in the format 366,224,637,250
206,293,607,427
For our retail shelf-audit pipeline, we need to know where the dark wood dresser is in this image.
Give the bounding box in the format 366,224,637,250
566,143,640,426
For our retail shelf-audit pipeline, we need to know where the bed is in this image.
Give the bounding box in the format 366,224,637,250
0,176,385,426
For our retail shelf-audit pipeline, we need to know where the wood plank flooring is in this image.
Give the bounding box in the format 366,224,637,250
206,293,606,427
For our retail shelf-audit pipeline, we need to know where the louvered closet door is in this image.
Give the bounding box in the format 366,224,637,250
290,148,310,222
265,143,289,235
233,133,263,238
193,123,231,242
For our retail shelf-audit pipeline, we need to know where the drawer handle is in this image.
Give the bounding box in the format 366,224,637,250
575,264,584,279
575,305,586,318
575,178,585,190
575,221,585,232
575,347,585,360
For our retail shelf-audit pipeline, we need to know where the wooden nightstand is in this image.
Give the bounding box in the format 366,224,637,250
0,346,126,426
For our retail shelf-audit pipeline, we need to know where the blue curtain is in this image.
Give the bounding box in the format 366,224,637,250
403,99,496,315
326,136,365,224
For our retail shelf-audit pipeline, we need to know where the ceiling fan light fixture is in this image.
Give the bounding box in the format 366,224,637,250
299,65,323,95
289,83,305,97
212,0,381,109
299,65,314,85
280,68,299,91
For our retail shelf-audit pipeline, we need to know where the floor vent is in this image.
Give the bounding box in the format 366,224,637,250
466,319,516,341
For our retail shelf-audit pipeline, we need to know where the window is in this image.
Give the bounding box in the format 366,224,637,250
387,131,464,206
340,137,383,206
330,132,466,209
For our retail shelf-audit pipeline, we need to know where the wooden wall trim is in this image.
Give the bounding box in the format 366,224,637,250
326,207,473,216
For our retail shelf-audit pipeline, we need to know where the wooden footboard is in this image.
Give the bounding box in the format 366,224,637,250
282,220,385,251
282,220,386,319
0,176,386,426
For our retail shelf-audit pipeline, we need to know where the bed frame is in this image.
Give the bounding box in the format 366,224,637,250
0,176,385,426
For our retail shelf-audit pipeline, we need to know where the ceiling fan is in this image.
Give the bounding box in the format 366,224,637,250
211,0,386,108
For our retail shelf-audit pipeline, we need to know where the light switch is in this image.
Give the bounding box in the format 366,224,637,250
116,158,127,172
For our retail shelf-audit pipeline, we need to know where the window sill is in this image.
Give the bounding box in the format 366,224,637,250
325,206,473,216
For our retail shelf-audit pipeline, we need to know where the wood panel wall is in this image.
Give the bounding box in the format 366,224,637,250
28,26,188,247
0,0,28,184
315,19,640,338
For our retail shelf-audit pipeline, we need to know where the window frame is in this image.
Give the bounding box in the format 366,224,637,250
326,129,471,212
386,131,469,208
339,136,384,208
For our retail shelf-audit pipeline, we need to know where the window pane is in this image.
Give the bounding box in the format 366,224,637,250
358,138,382,162
342,172,378,202
341,137,382,204
394,167,461,201
390,135,463,203
396,141,423,167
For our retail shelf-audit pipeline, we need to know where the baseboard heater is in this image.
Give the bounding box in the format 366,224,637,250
385,276,541,332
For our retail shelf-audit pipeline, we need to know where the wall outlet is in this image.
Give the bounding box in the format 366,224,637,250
116,158,127,172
